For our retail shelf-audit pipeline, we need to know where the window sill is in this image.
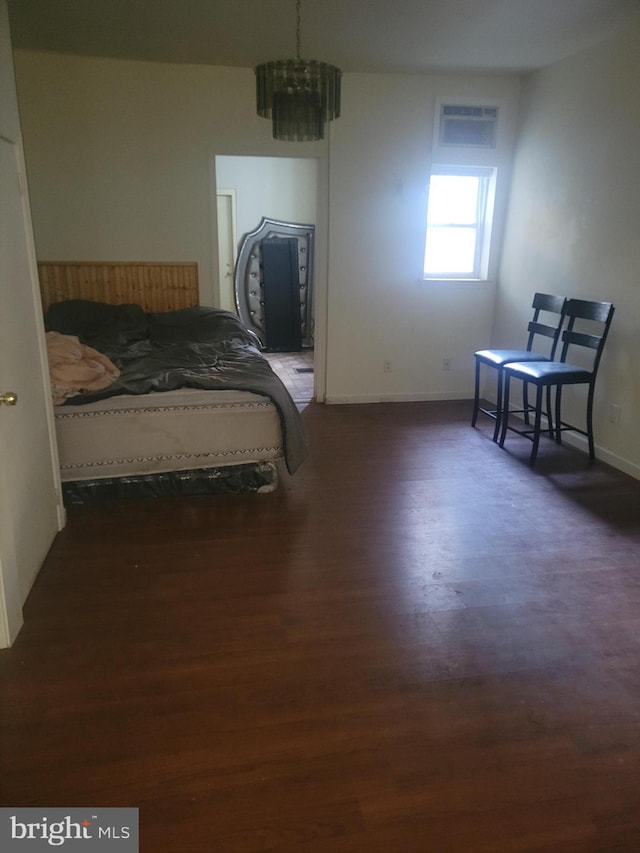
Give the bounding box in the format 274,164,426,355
421,277,494,284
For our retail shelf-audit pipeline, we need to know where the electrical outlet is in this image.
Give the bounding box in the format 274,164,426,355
383,360,392,373
608,403,621,424
442,358,452,371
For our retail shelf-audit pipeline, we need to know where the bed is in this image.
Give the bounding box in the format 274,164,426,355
39,261,308,504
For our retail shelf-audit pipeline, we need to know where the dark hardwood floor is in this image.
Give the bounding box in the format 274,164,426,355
2,401,640,852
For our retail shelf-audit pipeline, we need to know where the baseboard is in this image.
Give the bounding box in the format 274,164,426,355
502,407,640,482
561,432,640,481
324,392,472,405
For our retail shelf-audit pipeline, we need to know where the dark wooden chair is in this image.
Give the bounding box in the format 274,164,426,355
498,298,615,464
472,293,567,442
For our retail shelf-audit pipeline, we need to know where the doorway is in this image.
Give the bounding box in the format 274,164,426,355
214,155,318,403
262,350,314,404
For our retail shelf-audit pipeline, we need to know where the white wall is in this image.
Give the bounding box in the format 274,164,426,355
215,154,318,322
13,52,329,310
326,72,521,402
13,49,520,405
215,155,317,243
498,14,640,477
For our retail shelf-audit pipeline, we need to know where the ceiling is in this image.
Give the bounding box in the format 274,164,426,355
7,0,639,75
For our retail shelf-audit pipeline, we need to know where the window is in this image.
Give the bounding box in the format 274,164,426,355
423,165,496,280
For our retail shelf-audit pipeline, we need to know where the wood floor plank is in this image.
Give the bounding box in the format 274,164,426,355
2,401,640,851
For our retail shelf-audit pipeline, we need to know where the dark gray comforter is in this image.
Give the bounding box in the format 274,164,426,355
45,300,308,474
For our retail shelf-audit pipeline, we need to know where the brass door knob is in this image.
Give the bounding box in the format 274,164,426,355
0,392,17,406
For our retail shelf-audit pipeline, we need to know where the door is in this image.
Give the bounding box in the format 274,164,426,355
0,1,62,646
216,190,238,313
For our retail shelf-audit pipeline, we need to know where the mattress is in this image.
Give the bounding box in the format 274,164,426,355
54,388,284,482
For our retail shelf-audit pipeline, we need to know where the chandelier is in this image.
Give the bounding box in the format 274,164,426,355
255,0,342,142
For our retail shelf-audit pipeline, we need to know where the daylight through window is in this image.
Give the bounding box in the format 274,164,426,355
423,166,496,279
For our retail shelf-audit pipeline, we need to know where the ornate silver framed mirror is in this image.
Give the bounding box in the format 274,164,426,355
234,217,315,350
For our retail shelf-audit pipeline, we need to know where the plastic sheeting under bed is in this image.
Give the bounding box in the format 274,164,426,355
62,461,279,506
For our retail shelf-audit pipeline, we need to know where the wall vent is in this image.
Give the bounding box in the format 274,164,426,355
439,105,498,149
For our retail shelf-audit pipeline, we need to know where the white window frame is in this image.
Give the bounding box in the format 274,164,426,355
423,165,497,281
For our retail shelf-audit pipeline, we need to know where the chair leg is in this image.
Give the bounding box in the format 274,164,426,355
523,380,530,425
555,386,563,444
545,385,554,436
586,382,596,459
498,374,511,448
492,367,504,443
471,358,481,428
529,385,544,464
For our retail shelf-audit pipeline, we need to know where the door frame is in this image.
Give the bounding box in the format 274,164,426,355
211,152,328,402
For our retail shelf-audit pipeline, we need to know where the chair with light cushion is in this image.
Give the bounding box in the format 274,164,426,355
472,293,567,442
498,298,614,464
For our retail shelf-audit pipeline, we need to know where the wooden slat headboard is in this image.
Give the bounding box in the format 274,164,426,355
38,261,199,314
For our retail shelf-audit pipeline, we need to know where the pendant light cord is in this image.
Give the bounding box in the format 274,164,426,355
296,0,301,61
